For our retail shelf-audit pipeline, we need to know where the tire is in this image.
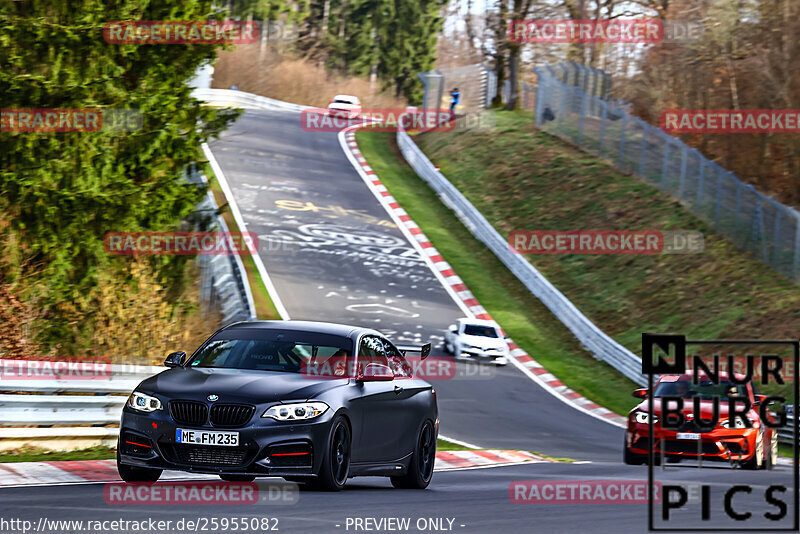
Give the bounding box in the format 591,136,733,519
308,415,351,491
766,431,778,469
742,430,765,470
443,340,453,354
623,438,645,465
219,474,256,482
117,449,162,483
391,420,435,489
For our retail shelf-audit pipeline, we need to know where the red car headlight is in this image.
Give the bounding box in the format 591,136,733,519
633,411,659,424
719,417,754,429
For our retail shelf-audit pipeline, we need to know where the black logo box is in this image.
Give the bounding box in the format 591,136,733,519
643,333,799,532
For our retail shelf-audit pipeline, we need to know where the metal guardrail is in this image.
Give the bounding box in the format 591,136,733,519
0,394,126,426
191,88,306,113
196,190,257,325
396,123,646,386
0,360,163,444
778,405,795,445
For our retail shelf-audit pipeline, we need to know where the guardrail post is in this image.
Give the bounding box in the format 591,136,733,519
772,206,783,266
660,136,672,190
713,166,723,226
598,101,608,155
793,214,800,281
638,120,648,177
696,157,706,209
617,112,628,168
577,90,587,146
678,144,688,200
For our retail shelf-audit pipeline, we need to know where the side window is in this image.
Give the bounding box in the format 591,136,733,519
358,336,388,368
382,338,412,378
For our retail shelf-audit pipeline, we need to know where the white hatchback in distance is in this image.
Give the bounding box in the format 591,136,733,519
327,95,362,119
444,318,509,366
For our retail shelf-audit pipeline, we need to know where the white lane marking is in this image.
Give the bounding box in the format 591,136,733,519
0,463,86,485
507,355,626,429
438,434,483,450
202,142,290,320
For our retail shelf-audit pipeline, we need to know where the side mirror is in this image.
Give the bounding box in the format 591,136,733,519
359,363,394,381
632,388,648,399
165,351,187,368
448,324,457,333
753,394,767,406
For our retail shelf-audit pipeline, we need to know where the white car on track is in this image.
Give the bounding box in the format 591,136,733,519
327,94,362,119
443,318,509,366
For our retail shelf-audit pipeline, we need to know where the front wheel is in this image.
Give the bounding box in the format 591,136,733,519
309,416,351,491
117,450,162,483
623,437,645,465
742,430,765,470
391,420,436,489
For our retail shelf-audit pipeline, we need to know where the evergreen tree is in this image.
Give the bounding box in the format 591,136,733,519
0,0,239,342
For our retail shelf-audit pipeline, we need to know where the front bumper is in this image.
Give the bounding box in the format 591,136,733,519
626,423,758,463
327,108,359,118
119,407,335,477
454,349,508,365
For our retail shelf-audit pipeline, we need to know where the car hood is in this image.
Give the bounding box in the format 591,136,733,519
460,334,506,350
136,367,347,404
632,398,755,419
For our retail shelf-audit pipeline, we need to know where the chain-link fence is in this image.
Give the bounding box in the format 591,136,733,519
533,64,800,282
418,64,536,112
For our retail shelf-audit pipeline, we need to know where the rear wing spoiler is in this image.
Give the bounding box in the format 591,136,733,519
396,343,431,360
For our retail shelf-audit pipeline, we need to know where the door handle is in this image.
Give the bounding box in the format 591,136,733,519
394,385,403,394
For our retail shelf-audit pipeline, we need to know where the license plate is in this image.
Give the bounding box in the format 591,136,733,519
176,428,239,446
676,432,701,440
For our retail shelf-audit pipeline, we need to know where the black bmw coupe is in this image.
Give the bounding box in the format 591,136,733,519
117,320,437,490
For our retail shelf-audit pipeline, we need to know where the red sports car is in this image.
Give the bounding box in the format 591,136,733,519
624,371,778,469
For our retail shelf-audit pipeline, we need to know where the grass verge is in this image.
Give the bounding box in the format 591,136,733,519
356,130,640,417
0,445,115,463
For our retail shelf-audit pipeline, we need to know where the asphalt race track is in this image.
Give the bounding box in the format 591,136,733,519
205,108,620,462
1,108,796,534
1,462,794,533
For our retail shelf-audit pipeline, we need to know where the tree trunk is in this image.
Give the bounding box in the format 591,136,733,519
506,43,520,110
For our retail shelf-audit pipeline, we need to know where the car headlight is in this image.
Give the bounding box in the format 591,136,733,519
720,417,752,429
262,402,329,421
127,391,162,412
634,411,659,424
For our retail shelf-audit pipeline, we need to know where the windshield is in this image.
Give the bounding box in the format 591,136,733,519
333,98,355,104
188,333,353,375
463,324,498,338
653,379,749,401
